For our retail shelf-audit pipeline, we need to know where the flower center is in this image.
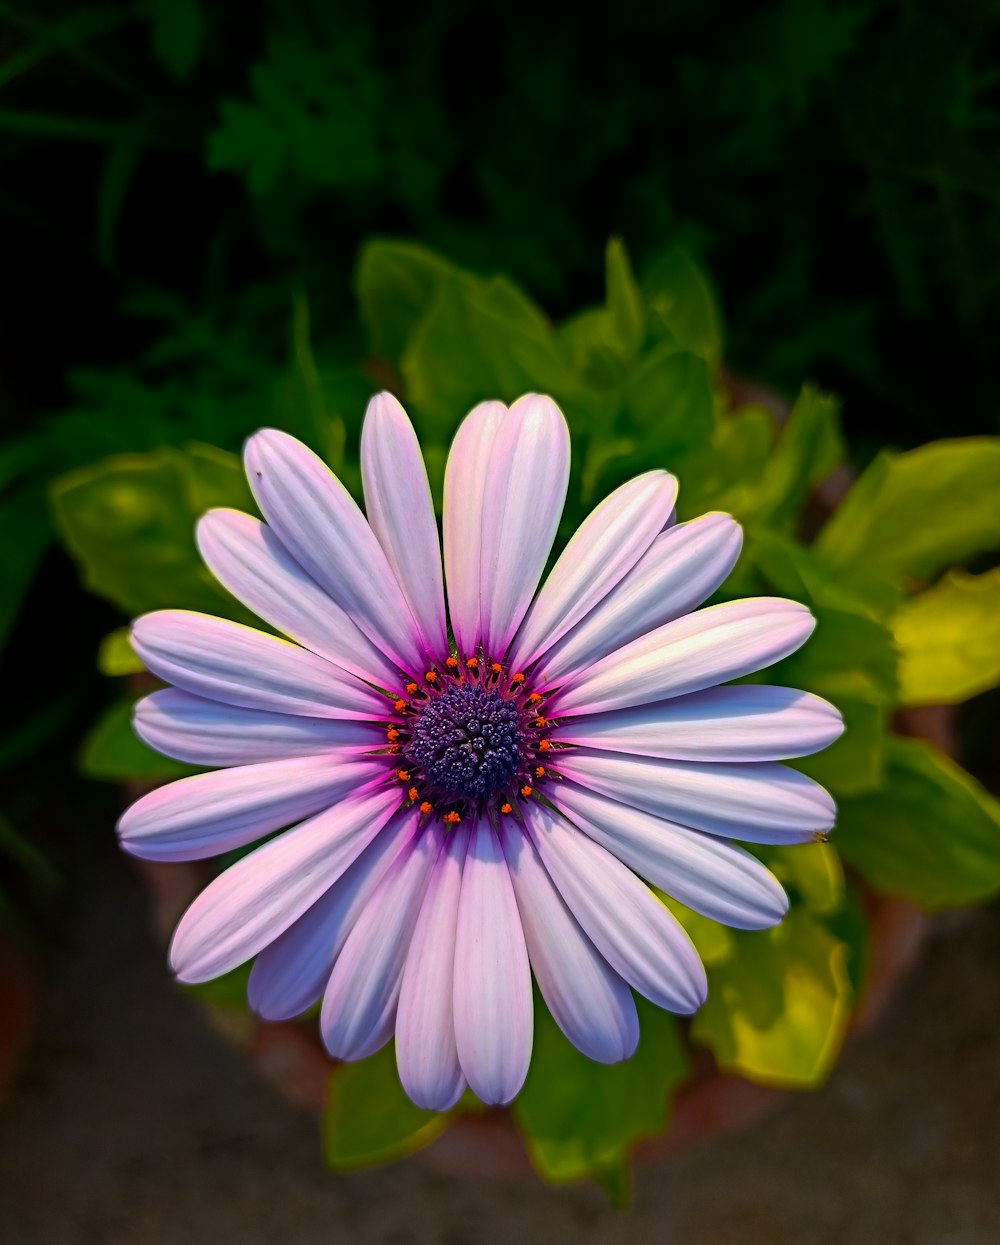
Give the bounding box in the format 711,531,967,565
404,683,523,802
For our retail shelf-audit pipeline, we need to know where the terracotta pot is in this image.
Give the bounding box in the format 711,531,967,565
0,930,41,1104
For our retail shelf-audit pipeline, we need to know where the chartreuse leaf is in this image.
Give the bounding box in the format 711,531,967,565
691,908,853,1089
659,893,735,967
356,239,459,365
835,737,1000,909
50,445,257,619
513,996,688,1187
78,698,198,782
770,602,898,707
749,528,896,616
757,842,844,916
640,245,724,365
323,1043,452,1169
97,628,144,676
754,386,844,527
893,568,1000,705
605,237,645,358
557,308,628,391
815,438,1000,589
403,272,574,435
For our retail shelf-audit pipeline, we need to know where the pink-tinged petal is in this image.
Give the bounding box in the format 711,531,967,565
478,394,570,657
523,802,706,1013
244,429,424,672
168,786,400,982
550,781,788,930
134,689,383,767
395,825,469,1110
453,818,533,1105
536,513,743,684
320,822,439,1062
118,754,385,862
361,393,449,657
557,686,844,762
556,750,836,845
498,819,638,1063
508,470,678,670
131,611,387,720
442,401,506,657
552,598,815,716
197,508,401,688
247,809,414,1021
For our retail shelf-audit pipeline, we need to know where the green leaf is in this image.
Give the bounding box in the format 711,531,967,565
182,962,252,1009
815,438,1000,588
691,907,853,1089
659,893,735,966
675,407,774,520
513,996,688,1185
605,237,645,358
402,272,566,435
623,347,715,459
323,1043,451,1169
97,627,144,676
139,0,205,78
78,698,198,781
640,245,724,366
835,737,1000,909
793,697,887,796
894,568,1000,705
749,528,898,616
758,841,844,916
557,308,628,390
769,601,898,708
355,238,459,364
0,486,50,652
50,446,256,619
754,385,844,526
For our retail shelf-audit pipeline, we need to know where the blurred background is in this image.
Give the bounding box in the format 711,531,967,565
2,0,1000,1240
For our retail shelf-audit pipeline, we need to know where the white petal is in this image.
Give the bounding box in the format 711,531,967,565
478,394,570,658
536,513,743,684
247,809,415,1021
131,611,388,719
320,823,440,1061
453,818,533,1105
118,754,385,861
360,393,449,657
168,785,401,982
244,428,424,672
551,781,788,930
134,689,382,767
523,801,706,1013
508,470,678,670
498,819,638,1063
197,508,401,688
557,685,844,761
552,598,815,716
395,825,469,1110
442,401,506,657
556,750,836,845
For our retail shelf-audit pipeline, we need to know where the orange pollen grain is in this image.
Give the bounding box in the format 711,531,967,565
408,787,419,801
386,728,400,742
446,656,459,668
491,662,503,674
528,692,542,704
466,657,479,669
443,811,462,825
535,766,546,778
419,801,433,814
538,739,552,752
511,672,525,684
406,682,419,695
520,785,533,798
393,699,407,712
500,802,513,814
425,670,438,683
534,716,547,727
396,769,410,782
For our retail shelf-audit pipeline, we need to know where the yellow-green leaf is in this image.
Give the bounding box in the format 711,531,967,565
97,627,144,676
605,237,645,358
894,568,1000,705
691,908,852,1089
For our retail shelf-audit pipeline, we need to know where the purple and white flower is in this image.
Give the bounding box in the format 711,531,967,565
119,392,843,1110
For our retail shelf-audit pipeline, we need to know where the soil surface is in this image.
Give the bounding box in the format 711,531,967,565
2,847,999,1245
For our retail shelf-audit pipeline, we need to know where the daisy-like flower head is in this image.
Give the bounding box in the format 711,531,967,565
119,392,843,1110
